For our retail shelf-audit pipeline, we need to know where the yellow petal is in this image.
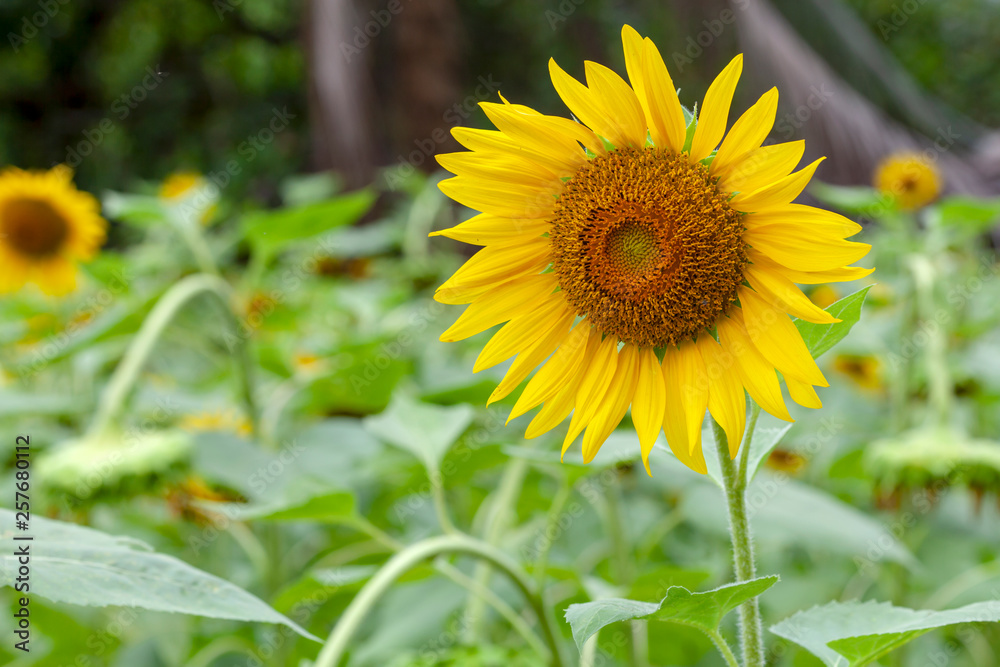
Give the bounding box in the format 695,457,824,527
661,343,709,474
748,248,875,284
732,158,824,212
744,225,871,272
474,296,572,372
508,322,591,422
631,347,666,475
583,61,647,148
745,203,863,237
451,126,581,178
436,151,557,188
430,213,550,247
581,344,640,463
712,87,779,177
744,263,839,324
635,35,688,152
718,141,805,194
527,328,602,440
479,102,601,168
562,333,619,455
717,311,793,422
738,287,828,387
548,58,642,149
689,54,743,162
488,307,576,404
786,377,822,409
441,273,559,342
438,175,559,219
436,239,550,299
696,335,746,459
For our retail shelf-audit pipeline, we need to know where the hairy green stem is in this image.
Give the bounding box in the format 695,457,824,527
713,418,765,667
706,628,741,667
313,534,563,667
87,273,259,439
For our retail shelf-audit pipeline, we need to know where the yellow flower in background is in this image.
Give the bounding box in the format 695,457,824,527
833,354,883,390
0,165,106,295
180,409,252,437
159,171,217,225
159,171,204,200
874,152,940,210
809,285,840,310
432,25,872,474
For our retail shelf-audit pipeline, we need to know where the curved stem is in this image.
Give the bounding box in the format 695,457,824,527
167,206,219,276
738,401,762,483
713,418,765,667
87,273,259,439
313,534,563,667
706,629,741,667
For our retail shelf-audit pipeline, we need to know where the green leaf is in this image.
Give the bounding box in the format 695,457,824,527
0,510,320,642
364,394,474,471
215,490,357,523
242,189,375,260
935,196,1000,233
809,183,887,215
103,191,170,228
771,599,1000,667
795,286,873,359
565,576,778,651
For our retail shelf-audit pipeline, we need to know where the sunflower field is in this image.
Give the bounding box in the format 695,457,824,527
2,2,1000,666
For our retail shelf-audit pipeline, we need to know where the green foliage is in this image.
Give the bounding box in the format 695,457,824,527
565,576,778,650
772,599,1000,666
794,286,873,359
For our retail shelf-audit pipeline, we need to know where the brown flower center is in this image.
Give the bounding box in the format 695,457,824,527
550,147,747,348
2,198,69,257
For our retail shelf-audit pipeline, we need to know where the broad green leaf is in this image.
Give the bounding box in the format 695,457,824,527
565,598,660,651
103,191,170,228
565,576,778,651
242,189,375,260
771,599,1000,667
0,510,319,641
935,196,1000,233
795,286,873,360
364,394,474,471
215,490,357,523
809,183,886,215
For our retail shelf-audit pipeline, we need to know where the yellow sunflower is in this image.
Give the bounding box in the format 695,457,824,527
432,26,872,474
874,152,940,210
0,165,106,295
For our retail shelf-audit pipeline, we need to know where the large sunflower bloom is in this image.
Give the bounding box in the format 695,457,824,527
432,26,872,474
0,165,106,295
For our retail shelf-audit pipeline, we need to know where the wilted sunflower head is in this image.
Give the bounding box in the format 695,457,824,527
431,25,872,474
0,165,106,296
874,152,940,210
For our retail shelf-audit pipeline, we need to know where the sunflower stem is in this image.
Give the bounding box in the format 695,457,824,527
87,273,259,440
313,534,563,667
713,416,765,667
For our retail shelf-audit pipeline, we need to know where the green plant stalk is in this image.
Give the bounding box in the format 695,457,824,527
464,454,530,641
706,629,741,667
909,254,952,426
350,518,550,658
87,273,259,440
534,479,572,590
713,418,765,667
313,533,563,667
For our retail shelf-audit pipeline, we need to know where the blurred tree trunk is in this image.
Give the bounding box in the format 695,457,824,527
306,0,376,189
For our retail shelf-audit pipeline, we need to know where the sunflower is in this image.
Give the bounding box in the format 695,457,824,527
159,171,205,200
0,165,106,295
432,26,872,474
874,152,940,210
